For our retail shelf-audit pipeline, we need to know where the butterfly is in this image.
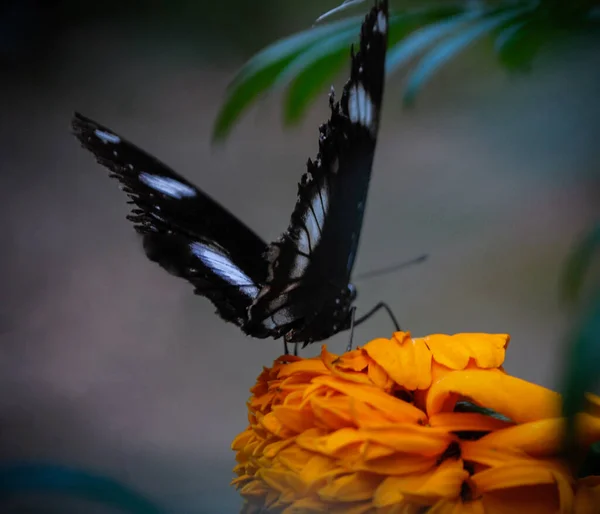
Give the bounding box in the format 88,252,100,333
72,0,396,353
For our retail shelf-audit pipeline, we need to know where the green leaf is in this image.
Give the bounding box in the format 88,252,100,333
275,23,359,89
494,15,552,72
0,462,166,514
386,10,485,75
561,223,600,304
402,5,535,105
281,5,469,124
212,15,364,141
283,46,349,124
278,12,407,124
561,292,600,449
213,3,470,138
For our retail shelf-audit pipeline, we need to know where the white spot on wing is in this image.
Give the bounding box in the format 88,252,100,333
303,209,320,250
377,11,387,33
365,96,372,129
295,228,309,256
312,186,329,231
290,184,330,279
357,84,366,119
271,306,296,326
290,254,309,279
94,129,121,144
190,242,259,297
348,86,359,123
262,317,276,330
347,84,375,130
139,172,197,199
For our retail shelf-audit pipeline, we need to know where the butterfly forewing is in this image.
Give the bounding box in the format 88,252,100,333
247,1,389,343
72,113,269,331
72,0,390,346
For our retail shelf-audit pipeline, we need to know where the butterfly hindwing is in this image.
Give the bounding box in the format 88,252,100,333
72,113,269,331
247,0,389,342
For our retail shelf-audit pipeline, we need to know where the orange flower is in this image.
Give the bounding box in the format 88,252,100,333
231,332,600,513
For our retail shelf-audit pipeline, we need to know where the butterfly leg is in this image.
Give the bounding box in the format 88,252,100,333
283,336,290,355
293,343,299,357
354,302,401,332
345,306,357,353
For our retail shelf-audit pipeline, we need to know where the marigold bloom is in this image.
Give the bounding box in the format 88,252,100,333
231,332,600,513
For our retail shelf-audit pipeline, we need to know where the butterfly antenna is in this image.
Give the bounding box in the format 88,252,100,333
354,253,428,281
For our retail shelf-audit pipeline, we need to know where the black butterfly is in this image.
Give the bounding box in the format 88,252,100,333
72,0,397,353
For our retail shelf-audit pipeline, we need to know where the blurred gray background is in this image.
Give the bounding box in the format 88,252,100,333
1,1,599,513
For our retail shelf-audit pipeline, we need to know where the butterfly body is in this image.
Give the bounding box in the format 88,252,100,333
73,0,390,347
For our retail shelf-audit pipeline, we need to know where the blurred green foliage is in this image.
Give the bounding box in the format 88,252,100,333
213,0,600,140
0,462,166,513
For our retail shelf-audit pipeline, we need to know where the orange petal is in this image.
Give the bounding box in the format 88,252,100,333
296,427,365,456
317,471,383,501
426,363,506,401
461,440,534,467
260,411,297,438
310,395,355,430
426,370,561,422
429,412,514,432
272,405,315,433
349,452,436,476
311,375,426,423
466,414,600,460
258,467,307,496
367,359,393,390
361,425,456,457
353,399,406,428
471,418,560,458
240,479,270,499
363,335,433,390
321,346,373,385
276,444,318,473
250,391,277,412
276,358,329,378
360,440,398,460
374,459,468,506
472,460,572,493
332,347,370,371
231,474,253,488
263,438,295,459
232,429,254,451
425,333,509,370
282,390,305,406
421,335,470,370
